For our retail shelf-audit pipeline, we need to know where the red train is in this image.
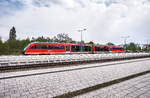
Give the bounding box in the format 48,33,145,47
23,42,125,55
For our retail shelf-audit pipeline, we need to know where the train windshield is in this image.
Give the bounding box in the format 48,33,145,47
23,42,35,51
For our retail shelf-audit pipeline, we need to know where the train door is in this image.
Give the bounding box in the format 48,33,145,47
109,47,112,53
66,45,70,53
92,45,94,54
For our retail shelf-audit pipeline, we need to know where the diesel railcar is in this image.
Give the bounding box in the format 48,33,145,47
23,42,125,55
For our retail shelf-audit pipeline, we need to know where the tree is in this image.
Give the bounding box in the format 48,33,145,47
2,42,9,55
143,44,150,52
107,42,114,45
9,26,16,40
88,41,94,45
0,38,9,55
18,38,31,52
0,37,2,44
70,40,76,43
35,36,47,42
46,37,53,42
53,33,72,43
0,38,3,55
126,42,141,52
136,45,141,51
31,36,53,42
7,39,18,54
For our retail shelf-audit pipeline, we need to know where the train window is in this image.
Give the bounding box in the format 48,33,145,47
112,47,123,50
80,46,83,51
36,44,42,49
112,47,116,50
71,45,80,51
95,46,109,51
48,45,53,49
30,44,64,49
95,47,103,51
104,47,109,51
71,45,91,52
59,45,64,49
41,45,48,49
48,45,64,49
83,46,91,51
30,44,42,49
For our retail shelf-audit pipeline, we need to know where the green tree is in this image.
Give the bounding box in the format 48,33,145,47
126,42,141,52
106,42,114,45
0,38,3,55
88,41,94,45
53,33,72,43
7,39,19,54
0,39,9,55
70,40,76,43
0,37,2,44
46,37,53,42
137,45,141,51
35,36,47,42
17,38,31,53
9,26,16,40
2,42,9,55
143,45,150,52
31,36,53,42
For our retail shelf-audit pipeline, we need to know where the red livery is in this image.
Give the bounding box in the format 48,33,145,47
23,42,125,55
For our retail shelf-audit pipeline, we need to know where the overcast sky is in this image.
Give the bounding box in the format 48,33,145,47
0,0,150,45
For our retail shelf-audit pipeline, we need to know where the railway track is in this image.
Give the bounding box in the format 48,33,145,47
0,53,150,72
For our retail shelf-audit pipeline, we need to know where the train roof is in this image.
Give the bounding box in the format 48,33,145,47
29,42,90,45
27,42,123,47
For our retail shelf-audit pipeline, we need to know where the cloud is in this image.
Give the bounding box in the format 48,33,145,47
0,0,150,44
91,0,123,7
0,0,25,16
32,0,83,9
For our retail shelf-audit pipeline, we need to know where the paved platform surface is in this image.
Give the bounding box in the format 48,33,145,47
0,58,149,79
74,73,150,98
0,58,150,98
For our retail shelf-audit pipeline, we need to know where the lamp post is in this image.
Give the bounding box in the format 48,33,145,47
78,28,86,43
146,39,150,45
121,36,130,47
